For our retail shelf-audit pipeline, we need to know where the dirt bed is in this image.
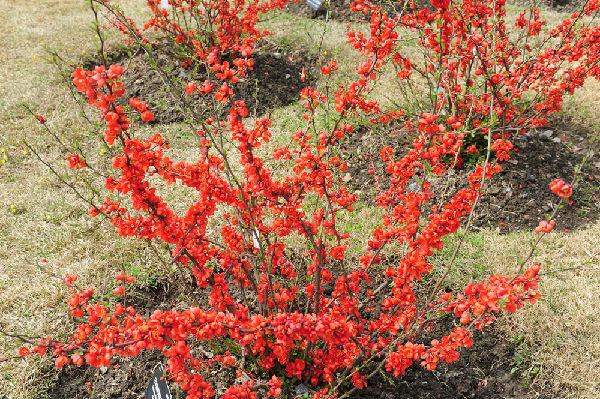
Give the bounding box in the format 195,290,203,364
45,275,197,399
339,122,599,233
350,327,539,399
45,277,545,399
470,125,599,232
83,42,317,124
285,0,408,22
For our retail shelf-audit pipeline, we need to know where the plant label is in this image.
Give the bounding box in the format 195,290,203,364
306,0,325,11
146,364,173,399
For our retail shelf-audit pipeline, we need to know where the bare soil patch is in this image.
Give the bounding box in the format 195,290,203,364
44,277,543,399
82,42,317,124
339,122,599,233
285,0,405,22
285,0,367,21
44,275,197,399
470,125,599,232
351,327,539,399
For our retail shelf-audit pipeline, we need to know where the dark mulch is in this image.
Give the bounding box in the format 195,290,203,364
285,0,367,22
44,276,197,399
338,122,599,233
45,351,165,399
337,122,406,199
284,0,408,22
539,0,586,11
43,267,543,399
470,125,599,232
351,327,537,399
82,42,317,124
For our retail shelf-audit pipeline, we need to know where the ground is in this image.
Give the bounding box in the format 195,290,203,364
0,1,598,398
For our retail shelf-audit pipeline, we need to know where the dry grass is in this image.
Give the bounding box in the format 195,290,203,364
442,224,600,398
495,224,600,398
0,1,598,398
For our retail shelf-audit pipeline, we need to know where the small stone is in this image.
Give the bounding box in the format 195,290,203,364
408,181,419,192
539,130,553,139
295,384,309,396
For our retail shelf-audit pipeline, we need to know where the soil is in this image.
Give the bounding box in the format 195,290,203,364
350,327,537,399
83,42,317,124
285,0,368,22
45,351,165,399
542,0,586,11
44,275,541,399
44,275,198,399
285,0,587,22
469,125,599,233
284,0,409,22
339,121,599,233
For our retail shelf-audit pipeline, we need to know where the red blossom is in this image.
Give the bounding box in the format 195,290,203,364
112,285,126,297
66,154,87,169
24,0,598,397
535,220,556,233
549,178,573,199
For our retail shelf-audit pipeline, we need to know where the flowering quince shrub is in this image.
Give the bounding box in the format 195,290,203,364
18,0,596,398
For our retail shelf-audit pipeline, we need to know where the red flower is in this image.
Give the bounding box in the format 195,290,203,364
55,355,70,369
351,372,367,389
112,285,126,297
320,60,338,75
549,178,573,199
71,353,85,366
66,154,87,169
267,376,282,398
63,274,78,287
185,81,197,95
18,347,30,357
535,220,556,233
330,245,347,261
116,272,135,284
141,110,155,123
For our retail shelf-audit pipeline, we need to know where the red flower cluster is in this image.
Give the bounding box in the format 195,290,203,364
129,97,155,123
535,220,556,234
21,0,597,398
72,64,129,145
66,154,87,169
549,178,574,199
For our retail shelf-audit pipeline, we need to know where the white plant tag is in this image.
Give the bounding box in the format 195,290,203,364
306,0,325,11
